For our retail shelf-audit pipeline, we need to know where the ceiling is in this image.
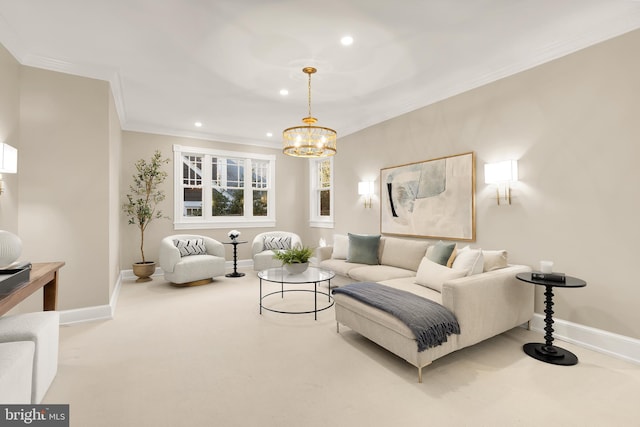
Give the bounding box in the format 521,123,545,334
1,1,640,149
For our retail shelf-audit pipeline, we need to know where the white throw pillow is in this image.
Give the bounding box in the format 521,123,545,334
173,238,207,257
331,234,349,260
415,257,467,292
482,250,508,272
263,235,292,250
452,246,484,276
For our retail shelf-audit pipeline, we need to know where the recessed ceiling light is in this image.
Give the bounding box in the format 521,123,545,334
279,89,289,96
266,132,273,138
194,122,202,127
341,35,354,46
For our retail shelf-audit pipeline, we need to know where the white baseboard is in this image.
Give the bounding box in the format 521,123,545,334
58,269,129,325
58,304,113,325
59,267,639,365
529,314,640,365
59,261,253,325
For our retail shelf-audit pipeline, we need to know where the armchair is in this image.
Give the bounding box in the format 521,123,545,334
159,234,226,286
252,231,302,271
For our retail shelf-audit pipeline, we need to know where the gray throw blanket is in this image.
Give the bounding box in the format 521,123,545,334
332,282,460,351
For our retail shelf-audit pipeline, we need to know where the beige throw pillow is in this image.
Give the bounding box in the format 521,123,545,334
380,237,430,271
482,250,508,272
415,257,467,292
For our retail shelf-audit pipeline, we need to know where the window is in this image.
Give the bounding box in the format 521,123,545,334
309,157,334,228
174,145,276,229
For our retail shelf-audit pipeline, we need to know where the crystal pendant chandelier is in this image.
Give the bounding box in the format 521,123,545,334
283,67,337,158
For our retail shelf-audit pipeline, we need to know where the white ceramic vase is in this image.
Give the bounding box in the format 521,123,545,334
284,262,308,274
0,230,22,268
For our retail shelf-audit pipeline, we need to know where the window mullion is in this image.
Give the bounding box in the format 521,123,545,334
203,154,213,221
245,158,252,218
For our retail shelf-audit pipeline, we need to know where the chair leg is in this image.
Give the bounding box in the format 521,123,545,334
418,366,423,383
336,322,340,333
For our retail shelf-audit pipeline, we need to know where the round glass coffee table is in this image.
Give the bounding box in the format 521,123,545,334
258,267,335,320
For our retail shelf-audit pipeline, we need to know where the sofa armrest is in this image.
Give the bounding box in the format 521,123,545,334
203,237,225,258
315,246,333,262
441,265,534,347
159,241,181,273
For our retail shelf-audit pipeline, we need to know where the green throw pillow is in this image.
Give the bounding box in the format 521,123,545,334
427,241,456,266
347,233,380,265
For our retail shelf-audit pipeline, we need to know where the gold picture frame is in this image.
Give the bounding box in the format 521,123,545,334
380,152,476,241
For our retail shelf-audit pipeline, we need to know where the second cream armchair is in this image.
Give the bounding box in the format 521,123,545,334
251,231,302,271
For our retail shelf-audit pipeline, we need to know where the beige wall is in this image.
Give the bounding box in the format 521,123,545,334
308,30,640,339
0,44,20,232
17,66,114,311
120,131,306,267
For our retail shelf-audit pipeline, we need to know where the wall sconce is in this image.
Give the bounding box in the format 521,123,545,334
358,181,374,208
0,143,18,196
484,160,518,205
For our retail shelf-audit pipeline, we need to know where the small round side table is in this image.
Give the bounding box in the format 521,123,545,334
223,240,247,278
516,272,586,366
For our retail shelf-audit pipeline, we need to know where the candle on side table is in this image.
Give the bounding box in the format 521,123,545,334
540,260,554,273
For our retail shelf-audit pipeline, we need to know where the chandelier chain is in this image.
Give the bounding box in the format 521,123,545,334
307,71,312,118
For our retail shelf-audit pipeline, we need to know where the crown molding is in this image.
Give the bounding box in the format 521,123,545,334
122,123,282,150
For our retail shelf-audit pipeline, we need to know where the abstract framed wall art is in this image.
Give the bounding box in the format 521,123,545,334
380,152,475,241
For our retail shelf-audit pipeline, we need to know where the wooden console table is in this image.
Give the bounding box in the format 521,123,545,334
0,262,65,316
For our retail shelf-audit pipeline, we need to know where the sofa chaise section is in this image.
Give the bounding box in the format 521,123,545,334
334,264,533,382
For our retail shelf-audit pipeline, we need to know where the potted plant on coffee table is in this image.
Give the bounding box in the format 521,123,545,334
122,150,169,282
273,246,314,274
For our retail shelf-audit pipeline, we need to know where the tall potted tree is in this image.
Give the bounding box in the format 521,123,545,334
122,150,170,282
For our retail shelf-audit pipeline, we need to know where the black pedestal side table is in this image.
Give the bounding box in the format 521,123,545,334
516,272,586,366
223,240,247,278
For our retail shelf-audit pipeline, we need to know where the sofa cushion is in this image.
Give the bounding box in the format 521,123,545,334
415,257,467,292
319,258,367,277
379,276,444,305
426,241,456,266
452,246,484,276
332,234,349,259
347,233,380,265
263,235,291,250
482,250,508,272
348,265,416,283
173,238,207,257
380,237,430,272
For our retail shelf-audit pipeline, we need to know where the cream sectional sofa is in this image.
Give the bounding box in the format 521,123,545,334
317,235,534,382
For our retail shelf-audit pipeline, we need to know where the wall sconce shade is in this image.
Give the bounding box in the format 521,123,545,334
358,181,374,208
0,143,18,174
484,160,518,205
484,160,517,184
0,143,18,196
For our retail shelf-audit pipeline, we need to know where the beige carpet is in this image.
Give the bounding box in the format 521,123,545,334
44,269,639,426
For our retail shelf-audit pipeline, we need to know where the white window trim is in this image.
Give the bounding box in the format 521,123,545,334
309,157,334,228
173,144,276,229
